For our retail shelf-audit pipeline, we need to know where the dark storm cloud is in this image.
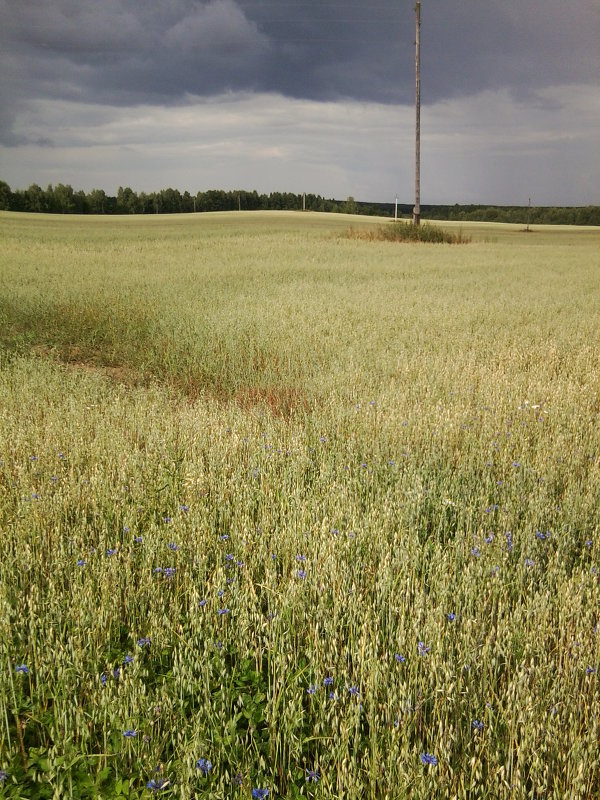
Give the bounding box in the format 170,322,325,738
2,1,599,113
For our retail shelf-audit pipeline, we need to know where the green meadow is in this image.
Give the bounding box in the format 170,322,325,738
1,210,600,799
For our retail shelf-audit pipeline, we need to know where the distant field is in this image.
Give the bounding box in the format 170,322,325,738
1,211,600,798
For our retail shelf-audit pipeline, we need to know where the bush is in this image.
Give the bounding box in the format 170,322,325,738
347,221,470,244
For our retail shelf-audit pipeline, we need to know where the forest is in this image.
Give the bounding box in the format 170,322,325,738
1,179,599,225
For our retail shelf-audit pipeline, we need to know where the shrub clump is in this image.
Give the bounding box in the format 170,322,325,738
348,221,470,244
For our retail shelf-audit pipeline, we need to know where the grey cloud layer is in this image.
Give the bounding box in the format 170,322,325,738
3,1,599,110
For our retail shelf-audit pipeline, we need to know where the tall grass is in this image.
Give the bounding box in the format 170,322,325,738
1,211,600,798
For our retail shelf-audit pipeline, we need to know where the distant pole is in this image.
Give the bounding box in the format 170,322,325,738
413,1,421,226
526,197,531,231
303,192,306,212
395,194,398,221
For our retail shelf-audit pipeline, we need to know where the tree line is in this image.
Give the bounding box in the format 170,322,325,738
1,180,598,225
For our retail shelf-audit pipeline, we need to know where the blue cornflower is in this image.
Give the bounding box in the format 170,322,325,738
307,684,316,695
417,642,430,656
163,567,176,578
163,517,172,524
219,535,229,541
134,536,143,543
137,637,151,648
77,559,86,567
123,526,130,533
217,608,230,615
297,569,307,579
123,729,137,738
15,664,29,675
167,542,179,551
196,757,212,775
153,567,163,574
106,549,117,557
252,789,269,799
324,676,334,685
123,654,134,666
395,653,406,663
199,599,207,607
586,666,596,675
218,589,225,598
101,672,108,685
348,686,359,696
471,546,481,557
472,719,484,731
180,504,189,513
305,769,320,782
328,691,337,700
447,613,456,621
225,553,234,561
146,778,168,792
420,753,438,766
113,667,121,680
525,558,534,567
0,769,7,782
296,554,307,561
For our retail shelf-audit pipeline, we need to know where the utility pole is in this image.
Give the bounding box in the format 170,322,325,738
413,1,421,226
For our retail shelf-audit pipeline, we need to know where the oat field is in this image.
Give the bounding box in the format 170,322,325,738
1,210,600,799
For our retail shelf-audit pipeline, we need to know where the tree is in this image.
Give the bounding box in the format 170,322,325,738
0,180,13,210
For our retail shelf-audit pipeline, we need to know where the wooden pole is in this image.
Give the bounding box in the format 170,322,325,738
413,1,421,226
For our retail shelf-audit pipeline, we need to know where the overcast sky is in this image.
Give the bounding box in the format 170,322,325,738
1,0,599,205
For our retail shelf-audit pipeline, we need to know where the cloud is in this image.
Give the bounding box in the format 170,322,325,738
2,85,599,205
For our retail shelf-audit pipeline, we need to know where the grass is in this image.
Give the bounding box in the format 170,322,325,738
1,210,600,798
347,220,471,243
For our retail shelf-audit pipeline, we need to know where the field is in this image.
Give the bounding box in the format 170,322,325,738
1,210,600,799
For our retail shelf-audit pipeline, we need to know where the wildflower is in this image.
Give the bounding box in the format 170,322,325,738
324,676,334,685
328,691,337,700
123,654,134,666
101,673,108,686
146,777,169,791
395,654,406,663
163,517,172,524
297,569,307,579
252,789,269,799
348,686,359,696
471,546,481,557
306,769,320,782
77,559,86,567
472,719,484,731
123,729,137,738
163,567,176,578
113,667,121,680
137,637,151,648
225,553,234,561
180,504,189,513
307,684,316,695
153,567,163,574
234,773,243,786
123,526,130,533
420,753,437,766
15,664,29,675
199,599,207,607
219,535,229,541
196,757,212,775
586,666,596,675
217,608,230,615
167,543,179,551
524,558,534,567
485,534,494,544
0,770,7,783
106,549,117,557
295,554,307,561
506,531,514,552
447,613,456,621
417,642,430,656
